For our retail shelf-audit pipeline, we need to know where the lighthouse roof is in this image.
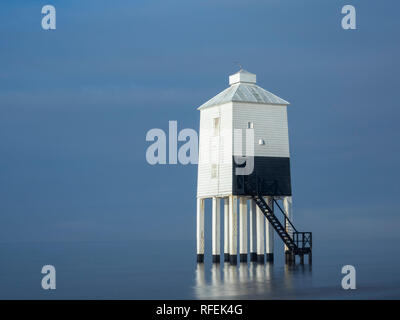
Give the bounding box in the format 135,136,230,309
198,69,289,110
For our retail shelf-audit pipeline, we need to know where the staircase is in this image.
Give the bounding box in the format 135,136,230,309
251,194,312,262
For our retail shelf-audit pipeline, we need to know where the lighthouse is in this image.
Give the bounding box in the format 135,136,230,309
196,69,311,265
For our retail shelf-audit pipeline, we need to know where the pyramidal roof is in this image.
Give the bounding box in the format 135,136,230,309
198,69,289,110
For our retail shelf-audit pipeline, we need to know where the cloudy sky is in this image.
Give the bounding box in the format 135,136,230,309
1,0,399,246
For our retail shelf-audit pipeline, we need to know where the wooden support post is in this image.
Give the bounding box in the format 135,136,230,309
212,197,221,263
223,197,230,262
256,203,265,263
196,198,205,263
265,197,274,263
249,199,257,262
283,197,293,253
229,195,238,265
239,197,248,262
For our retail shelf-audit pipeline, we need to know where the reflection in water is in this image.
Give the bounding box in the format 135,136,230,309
194,262,312,299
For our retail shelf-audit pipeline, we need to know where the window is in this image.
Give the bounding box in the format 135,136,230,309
213,117,220,136
211,164,218,179
247,121,254,129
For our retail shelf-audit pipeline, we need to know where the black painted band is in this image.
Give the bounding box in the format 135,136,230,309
233,156,292,196
224,253,230,262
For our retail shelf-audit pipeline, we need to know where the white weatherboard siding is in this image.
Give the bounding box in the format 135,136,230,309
197,102,232,198
197,101,290,198
232,102,290,158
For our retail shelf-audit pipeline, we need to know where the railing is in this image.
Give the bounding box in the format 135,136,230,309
293,232,312,250
273,199,297,235
273,199,312,251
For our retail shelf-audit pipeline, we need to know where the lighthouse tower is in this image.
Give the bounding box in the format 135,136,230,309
196,69,311,265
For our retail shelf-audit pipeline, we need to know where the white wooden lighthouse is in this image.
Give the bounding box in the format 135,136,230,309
196,69,311,265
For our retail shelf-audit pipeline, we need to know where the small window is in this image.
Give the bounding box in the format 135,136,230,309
213,117,220,136
247,121,254,129
211,164,218,179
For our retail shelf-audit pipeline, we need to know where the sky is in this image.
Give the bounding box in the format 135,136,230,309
0,0,400,246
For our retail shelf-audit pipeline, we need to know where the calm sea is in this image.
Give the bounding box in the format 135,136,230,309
0,238,399,299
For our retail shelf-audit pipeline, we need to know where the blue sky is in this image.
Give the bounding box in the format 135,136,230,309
0,0,399,245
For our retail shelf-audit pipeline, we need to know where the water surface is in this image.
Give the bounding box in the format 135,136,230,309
0,239,399,299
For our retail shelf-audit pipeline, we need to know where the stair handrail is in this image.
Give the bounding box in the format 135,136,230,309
272,199,298,233
253,194,297,247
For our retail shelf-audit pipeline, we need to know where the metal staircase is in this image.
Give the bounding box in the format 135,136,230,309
251,194,312,264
